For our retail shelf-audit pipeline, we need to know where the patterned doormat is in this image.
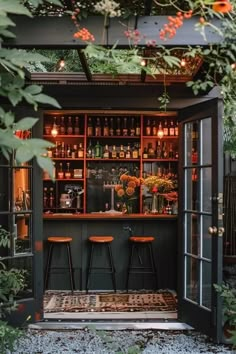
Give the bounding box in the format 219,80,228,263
44,291,177,313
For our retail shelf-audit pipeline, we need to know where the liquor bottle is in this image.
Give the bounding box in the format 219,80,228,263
130,117,135,136
169,143,174,158
74,116,80,135
119,144,125,158
109,117,114,136
122,117,128,136
135,119,141,136
175,149,179,159
143,147,148,159
49,187,55,208
87,117,93,136
60,116,66,135
47,147,53,158
132,144,139,159
94,141,102,158
125,144,131,158
174,121,179,136
66,116,73,135
95,117,101,137
103,144,110,159
60,142,65,158
43,187,48,208
162,142,168,159
54,141,60,158
111,145,117,159
65,162,71,179
87,140,93,158
145,119,151,136
156,140,162,159
152,120,157,136
147,143,155,158
71,144,77,159
66,144,72,158
103,117,109,136
57,162,64,179
163,120,169,136
78,143,84,158
116,117,121,136
169,120,175,136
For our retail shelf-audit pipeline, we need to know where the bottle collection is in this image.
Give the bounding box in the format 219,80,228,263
44,115,82,136
43,113,179,214
87,116,140,137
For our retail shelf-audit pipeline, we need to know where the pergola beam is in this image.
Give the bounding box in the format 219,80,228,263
5,16,222,49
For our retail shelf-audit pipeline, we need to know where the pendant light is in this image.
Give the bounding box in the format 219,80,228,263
157,122,164,139
51,117,58,137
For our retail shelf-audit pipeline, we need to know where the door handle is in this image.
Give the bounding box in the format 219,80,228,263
208,226,218,235
218,227,225,237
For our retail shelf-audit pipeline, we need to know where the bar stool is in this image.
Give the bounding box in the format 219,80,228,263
126,236,158,291
44,236,75,293
86,236,116,293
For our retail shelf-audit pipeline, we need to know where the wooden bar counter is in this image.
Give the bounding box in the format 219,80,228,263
43,213,178,292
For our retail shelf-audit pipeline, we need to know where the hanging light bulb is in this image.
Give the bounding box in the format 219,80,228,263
157,122,164,139
140,58,147,67
55,57,65,72
180,58,186,67
51,117,58,137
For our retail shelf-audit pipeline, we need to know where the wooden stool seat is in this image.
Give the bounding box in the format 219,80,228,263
86,235,116,292
129,236,154,243
89,236,114,243
48,236,72,243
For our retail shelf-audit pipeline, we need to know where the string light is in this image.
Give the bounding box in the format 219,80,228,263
231,63,236,70
55,57,65,71
51,117,58,137
180,58,186,67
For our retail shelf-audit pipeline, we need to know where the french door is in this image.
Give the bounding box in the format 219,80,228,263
0,108,43,326
178,98,224,341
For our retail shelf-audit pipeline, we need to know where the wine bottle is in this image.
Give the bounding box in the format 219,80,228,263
122,117,128,136
78,143,84,158
109,117,114,136
87,117,93,136
60,116,66,135
130,117,135,136
65,162,71,179
94,141,102,158
95,117,101,137
145,119,151,136
116,117,121,136
66,116,73,135
74,116,80,135
103,117,109,136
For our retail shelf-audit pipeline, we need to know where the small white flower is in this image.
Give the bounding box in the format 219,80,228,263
94,0,121,17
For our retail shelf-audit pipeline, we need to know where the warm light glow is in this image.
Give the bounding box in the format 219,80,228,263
231,63,236,70
59,58,65,70
157,123,164,139
51,117,58,137
180,58,186,67
140,58,147,67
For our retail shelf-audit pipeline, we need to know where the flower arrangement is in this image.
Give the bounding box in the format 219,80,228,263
115,173,143,207
144,175,174,194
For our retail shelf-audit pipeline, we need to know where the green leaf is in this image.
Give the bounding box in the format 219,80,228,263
14,117,39,131
8,91,22,106
0,14,15,27
24,85,42,95
0,0,32,16
34,94,61,108
36,156,55,179
0,28,15,38
15,145,34,163
24,138,54,150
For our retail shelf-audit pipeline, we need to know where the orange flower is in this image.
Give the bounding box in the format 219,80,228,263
117,188,125,197
126,187,135,196
120,174,129,181
73,28,95,42
212,0,232,13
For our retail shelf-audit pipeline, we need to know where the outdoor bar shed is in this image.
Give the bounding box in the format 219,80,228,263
0,0,231,344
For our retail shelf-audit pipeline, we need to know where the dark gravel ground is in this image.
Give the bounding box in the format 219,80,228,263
10,329,235,354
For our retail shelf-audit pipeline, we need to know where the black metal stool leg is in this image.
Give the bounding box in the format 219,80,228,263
44,243,53,290
66,243,75,293
86,243,94,292
148,243,158,289
108,243,116,292
126,243,135,292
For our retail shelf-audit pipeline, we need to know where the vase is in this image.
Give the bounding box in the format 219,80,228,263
151,194,165,214
151,193,158,214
